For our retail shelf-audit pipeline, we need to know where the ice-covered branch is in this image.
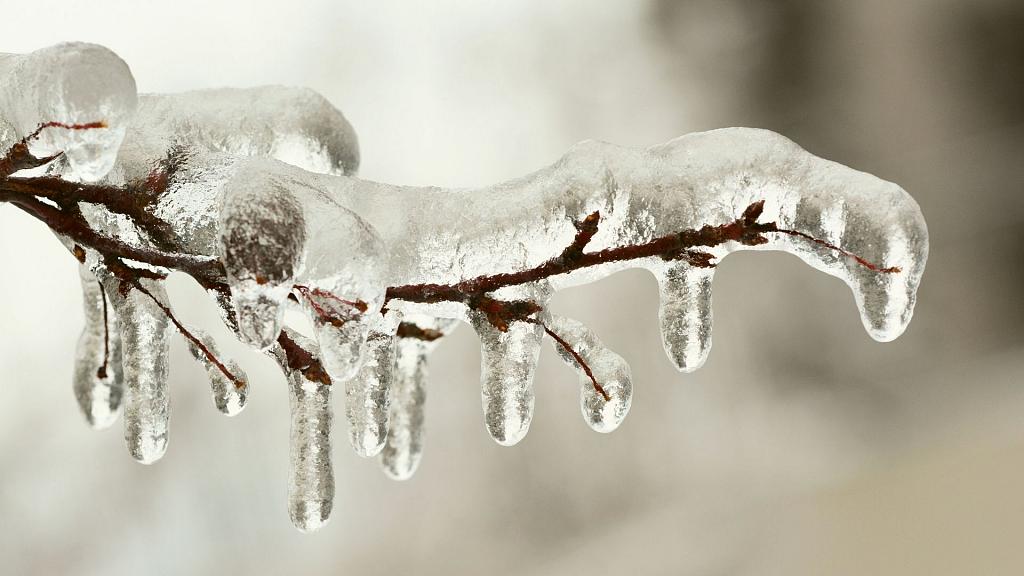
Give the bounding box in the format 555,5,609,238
0,42,928,533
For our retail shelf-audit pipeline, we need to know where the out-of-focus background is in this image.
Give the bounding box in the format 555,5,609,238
1,1,1022,574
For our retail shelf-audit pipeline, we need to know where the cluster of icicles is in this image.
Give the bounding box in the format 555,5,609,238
0,43,929,532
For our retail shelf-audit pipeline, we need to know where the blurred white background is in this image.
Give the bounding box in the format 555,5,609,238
2,1,1023,574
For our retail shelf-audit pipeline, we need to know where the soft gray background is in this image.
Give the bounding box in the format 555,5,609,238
1,1,1022,574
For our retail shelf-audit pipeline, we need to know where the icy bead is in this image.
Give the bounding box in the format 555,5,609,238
0,42,137,181
346,331,394,457
546,316,632,433
310,312,369,384
472,314,542,446
654,263,714,372
114,280,173,464
72,271,123,429
186,328,248,417
380,340,427,480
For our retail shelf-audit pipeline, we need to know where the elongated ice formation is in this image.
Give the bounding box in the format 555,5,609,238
653,262,715,372
186,328,248,416
72,271,123,429
272,330,335,532
546,316,633,433
472,312,543,446
346,330,395,457
380,338,430,480
112,279,173,464
0,42,136,181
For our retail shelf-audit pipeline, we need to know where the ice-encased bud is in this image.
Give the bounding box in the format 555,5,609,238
0,42,137,181
653,263,714,372
547,316,632,433
471,313,542,446
186,328,248,416
72,270,123,429
112,279,173,464
219,172,306,349
346,330,395,457
272,330,335,532
380,339,428,480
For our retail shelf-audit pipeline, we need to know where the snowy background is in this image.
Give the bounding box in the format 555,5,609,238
1,0,1022,574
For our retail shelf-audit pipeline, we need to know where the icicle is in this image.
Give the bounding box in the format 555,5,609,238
546,316,632,433
312,312,369,384
654,263,714,373
380,339,427,480
113,279,173,464
346,330,394,457
186,328,248,417
472,313,542,446
272,330,335,532
72,270,123,429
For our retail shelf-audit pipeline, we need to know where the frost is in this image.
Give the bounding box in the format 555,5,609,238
0,42,930,531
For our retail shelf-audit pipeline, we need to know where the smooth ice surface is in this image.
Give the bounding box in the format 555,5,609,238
472,312,542,446
186,328,248,416
380,338,429,480
272,329,335,533
112,279,172,464
72,268,123,429
547,316,633,433
346,330,395,457
0,42,136,181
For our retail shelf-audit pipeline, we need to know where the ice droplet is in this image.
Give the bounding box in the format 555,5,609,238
472,313,542,446
346,330,394,457
72,272,123,429
113,279,172,464
380,339,428,480
186,328,248,417
272,330,335,532
547,316,632,433
0,42,137,181
653,262,714,372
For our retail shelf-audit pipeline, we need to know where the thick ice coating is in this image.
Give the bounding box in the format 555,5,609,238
346,330,396,457
186,328,248,416
0,42,137,181
472,311,543,446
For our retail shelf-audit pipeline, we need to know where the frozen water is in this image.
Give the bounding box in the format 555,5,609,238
72,269,123,429
346,329,395,457
186,328,248,416
380,336,431,480
472,311,543,446
0,42,136,181
111,278,173,464
271,329,335,533
546,316,633,433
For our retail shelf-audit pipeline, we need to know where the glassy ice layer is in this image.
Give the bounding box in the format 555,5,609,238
186,328,248,416
72,270,123,429
0,42,136,181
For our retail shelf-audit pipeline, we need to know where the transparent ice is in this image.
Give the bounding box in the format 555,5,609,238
1,43,929,531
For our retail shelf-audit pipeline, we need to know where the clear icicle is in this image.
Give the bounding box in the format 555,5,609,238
346,330,395,457
186,328,248,417
380,339,428,480
0,42,137,181
471,313,542,446
654,263,715,372
311,313,369,384
271,330,335,532
113,279,173,464
546,316,633,434
72,271,123,429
